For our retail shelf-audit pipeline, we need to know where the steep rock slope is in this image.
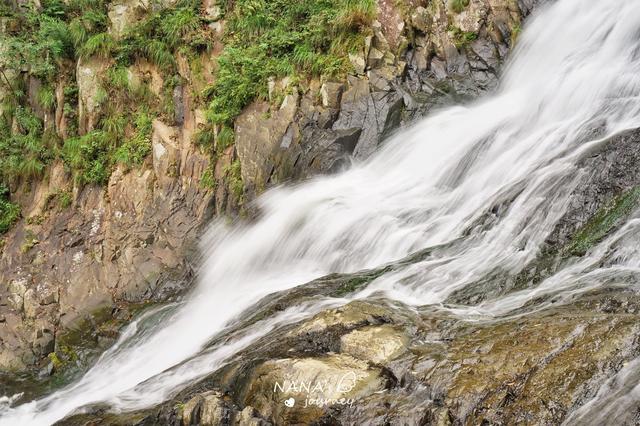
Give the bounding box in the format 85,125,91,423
0,0,531,375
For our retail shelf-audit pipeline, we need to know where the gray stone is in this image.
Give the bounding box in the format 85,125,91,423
320,82,343,109
348,53,366,74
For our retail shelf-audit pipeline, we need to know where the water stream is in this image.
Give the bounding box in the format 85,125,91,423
3,0,640,424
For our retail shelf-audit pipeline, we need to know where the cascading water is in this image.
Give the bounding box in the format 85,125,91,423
4,0,640,424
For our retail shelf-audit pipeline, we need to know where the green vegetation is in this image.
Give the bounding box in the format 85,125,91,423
449,26,477,49
0,184,20,234
0,0,377,232
511,23,522,45
47,344,78,372
113,110,153,167
225,160,244,199
20,230,38,253
0,0,208,190
333,266,390,296
450,0,470,14
205,0,376,125
0,106,50,183
566,187,640,256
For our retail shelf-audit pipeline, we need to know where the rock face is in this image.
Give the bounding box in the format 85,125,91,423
0,120,214,370
234,0,531,196
243,355,386,425
0,0,532,376
89,287,640,426
0,57,222,372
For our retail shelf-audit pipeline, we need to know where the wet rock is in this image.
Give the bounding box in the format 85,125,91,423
182,391,229,425
235,406,269,426
243,354,387,425
292,301,393,335
333,77,403,158
340,324,408,363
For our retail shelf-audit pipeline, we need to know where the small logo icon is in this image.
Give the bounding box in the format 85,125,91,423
336,371,357,393
284,397,295,408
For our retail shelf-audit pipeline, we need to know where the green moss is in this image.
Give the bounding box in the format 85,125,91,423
450,0,470,14
333,267,390,297
566,187,640,256
20,230,38,253
47,352,64,370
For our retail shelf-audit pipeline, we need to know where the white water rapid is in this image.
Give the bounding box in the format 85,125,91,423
4,0,640,424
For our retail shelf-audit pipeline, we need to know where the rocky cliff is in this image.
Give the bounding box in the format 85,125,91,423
0,0,533,389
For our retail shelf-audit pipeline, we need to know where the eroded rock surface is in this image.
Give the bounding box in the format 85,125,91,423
0,0,534,376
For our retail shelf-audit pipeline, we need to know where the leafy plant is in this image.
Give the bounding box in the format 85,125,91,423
113,110,153,167
217,126,235,150
0,184,20,234
62,130,111,184
37,85,56,110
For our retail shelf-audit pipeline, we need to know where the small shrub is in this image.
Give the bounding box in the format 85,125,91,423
107,66,131,92
225,160,243,199
200,168,215,189
113,110,153,167
37,85,56,110
195,126,216,147
58,190,73,208
62,130,111,184
0,185,20,234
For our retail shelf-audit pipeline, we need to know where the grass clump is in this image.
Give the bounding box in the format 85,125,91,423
0,106,50,184
61,130,111,185
113,110,153,167
37,85,56,110
224,160,243,199
0,184,20,234
206,0,376,125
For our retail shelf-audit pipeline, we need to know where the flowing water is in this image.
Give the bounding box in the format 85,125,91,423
4,0,640,424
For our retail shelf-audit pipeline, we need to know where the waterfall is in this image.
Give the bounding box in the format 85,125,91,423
4,0,640,424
